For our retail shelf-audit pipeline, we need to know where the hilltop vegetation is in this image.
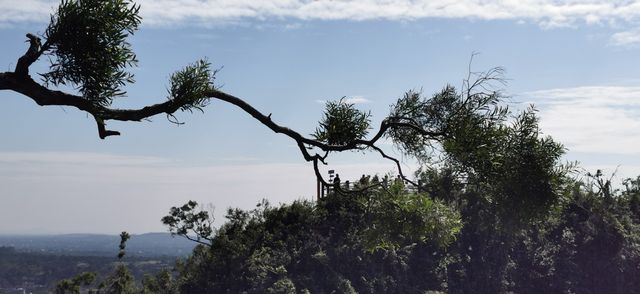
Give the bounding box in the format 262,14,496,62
159,175,640,293
57,173,640,293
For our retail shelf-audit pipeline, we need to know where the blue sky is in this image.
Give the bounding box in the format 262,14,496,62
1,0,640,234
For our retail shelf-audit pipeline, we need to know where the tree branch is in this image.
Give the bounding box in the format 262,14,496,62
0,71,434,185
180,234,212,247
1,66,446,187
2,31,446,185
0,72,184,137
15,34,46,76
1,6,507,199
368,145,417,187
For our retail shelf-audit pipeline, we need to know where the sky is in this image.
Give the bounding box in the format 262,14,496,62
1,0,640,234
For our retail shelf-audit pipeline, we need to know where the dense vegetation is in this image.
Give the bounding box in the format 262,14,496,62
56,86,640,293
165,174,640,294
60,170,640,293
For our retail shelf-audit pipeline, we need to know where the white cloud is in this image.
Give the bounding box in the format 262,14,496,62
5,0,640,28
315,95,371,105
527,86,640,106
135,1,640,28
524,86,640,155
283,22,303,30
343,96,372,104
0,0,54,25
610,29,640,47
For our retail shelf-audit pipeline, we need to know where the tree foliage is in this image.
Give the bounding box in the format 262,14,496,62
151,171,640,293
313,98,371,146
55,272,96,294
162,200,214,246
169,185,461,293
42,0,141,105
167,59,217,114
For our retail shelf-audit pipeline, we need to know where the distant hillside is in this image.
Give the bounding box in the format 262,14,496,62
0,233,196,257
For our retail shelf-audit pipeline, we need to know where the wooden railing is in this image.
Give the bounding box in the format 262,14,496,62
316,176,422,200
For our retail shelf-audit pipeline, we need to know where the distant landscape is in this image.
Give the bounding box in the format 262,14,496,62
0,233,195,293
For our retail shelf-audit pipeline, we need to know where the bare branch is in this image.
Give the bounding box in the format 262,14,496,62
368,145,417,187
180,234,212,247
15,34,46,76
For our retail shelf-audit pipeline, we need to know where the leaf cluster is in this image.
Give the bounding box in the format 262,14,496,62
56,266,179,294
161,200,214,245
42,0,141,105
167,59,217,113
313,98,371,146
388,85,508,162
55,272,96,294
167,185,462,293
117,231,130,259
97,264,136,294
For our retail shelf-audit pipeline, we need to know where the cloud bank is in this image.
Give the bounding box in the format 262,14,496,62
3,0,640,28
525,86,640,155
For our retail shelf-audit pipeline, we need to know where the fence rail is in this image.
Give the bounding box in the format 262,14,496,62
316,176,422,200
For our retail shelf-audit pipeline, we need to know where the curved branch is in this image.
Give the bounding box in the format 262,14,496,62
1,71,440,187
179,234,212,247
368,145,417,187
1,20,498,195
0,72,184,136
